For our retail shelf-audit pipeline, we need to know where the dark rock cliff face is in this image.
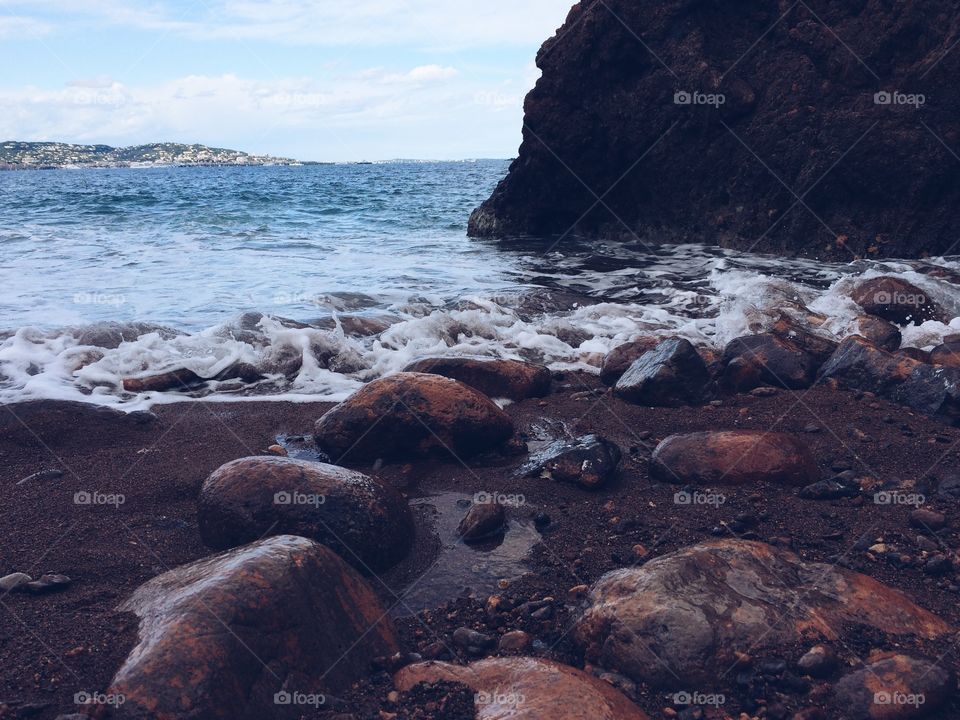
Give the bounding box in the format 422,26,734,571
469,1,960,259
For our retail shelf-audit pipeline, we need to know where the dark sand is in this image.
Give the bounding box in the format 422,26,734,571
2,373,960,718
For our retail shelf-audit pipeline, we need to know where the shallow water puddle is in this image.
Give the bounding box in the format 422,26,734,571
393,491,540,617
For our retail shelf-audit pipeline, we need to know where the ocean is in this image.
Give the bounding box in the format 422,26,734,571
2,161,959,409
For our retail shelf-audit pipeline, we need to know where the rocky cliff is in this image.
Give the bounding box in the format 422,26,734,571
469,1,960,259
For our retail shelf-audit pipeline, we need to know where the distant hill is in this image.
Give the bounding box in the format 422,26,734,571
0,142,301,169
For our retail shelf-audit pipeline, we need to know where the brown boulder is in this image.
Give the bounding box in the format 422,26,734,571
574,540,951,689
314,373,514,462
457,500,506,542
650,431,817,486
833,654,954,719
197,457,414,572
122,367,205,393
820,336,960,420
769,312,839,363
614,338,709,406
851,316,903,352
929,341,960,367
719,333,818,391
600,338,662,385
852,278,946,326
394,658,649,720
108,536,398,719
403,356,551,400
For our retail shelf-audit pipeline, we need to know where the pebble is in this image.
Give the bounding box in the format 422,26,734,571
21,574,71,595
452,627,493,651
924,554,953,576
498,630,532,652
0,572,32,592
910,508,947,531
796,644,837,678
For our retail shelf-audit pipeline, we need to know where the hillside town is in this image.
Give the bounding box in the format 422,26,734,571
0,141,300,169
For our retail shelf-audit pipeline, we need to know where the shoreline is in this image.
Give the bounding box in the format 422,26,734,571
3,372,960,718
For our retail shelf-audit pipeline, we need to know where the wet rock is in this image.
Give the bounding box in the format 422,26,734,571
213,362,265,384
600,338,663,385
198,456,414,573
819,337,960,420
850,316,903,352
20,574,71,595
452,627,494,651
650,431,817,487
898,347,933,363
799,475,861,500
108,536,398,719
769,313,839,364
929,341,960,368
457,501,506,543
0,572,31,592
614,338,709,407
573,540,951,688
122,367,205,393
73,321,180,349
394,658,649,720
403,357,551,400
909,509,947,532
851,278,946,326
314,373,514,462
833,654,954,719
498,630,533,653
719,334,818,392
797,645,838,678
518,435,622,489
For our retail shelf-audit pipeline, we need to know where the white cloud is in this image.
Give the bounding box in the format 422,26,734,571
0,0,573,48
0,15,51,38
0,67,531,160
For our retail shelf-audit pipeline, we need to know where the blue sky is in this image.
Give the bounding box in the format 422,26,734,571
0,0,573,161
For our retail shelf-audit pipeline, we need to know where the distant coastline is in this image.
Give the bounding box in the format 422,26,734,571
0,141,309,170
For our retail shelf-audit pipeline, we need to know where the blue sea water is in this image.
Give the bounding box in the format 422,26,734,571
1,162,959,407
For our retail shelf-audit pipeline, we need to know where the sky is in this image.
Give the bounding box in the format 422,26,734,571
0,0,574,161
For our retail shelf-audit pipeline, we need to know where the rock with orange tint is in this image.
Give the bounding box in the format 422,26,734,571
719,333,818,391
851,277,946,326
403,357,551,400
599,337,663,385
108,535,399,720
930,341,960,368
820,336,960,420
314,373,514,462
197,456,414,572
518,435,622,489
650,431,817,486
394,658,649,720
614,338,709,406
850,316,902,352
769,311,838,363
833,654,954,719
574,541,951,689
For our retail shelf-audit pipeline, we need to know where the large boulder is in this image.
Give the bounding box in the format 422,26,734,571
930,341,960,367
315,373,514,462
197,456,414,572
719,333,818,391
851,278,946,326
394,658,649,720
518,435,622,489
574,540,951,689
402,357,551,400
650,431,818,486
614,338,709,406
820,336,960,420
599,337,663,385
107,536,399,720
833,654,954,720
850,316,903,352
466,1,960,259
